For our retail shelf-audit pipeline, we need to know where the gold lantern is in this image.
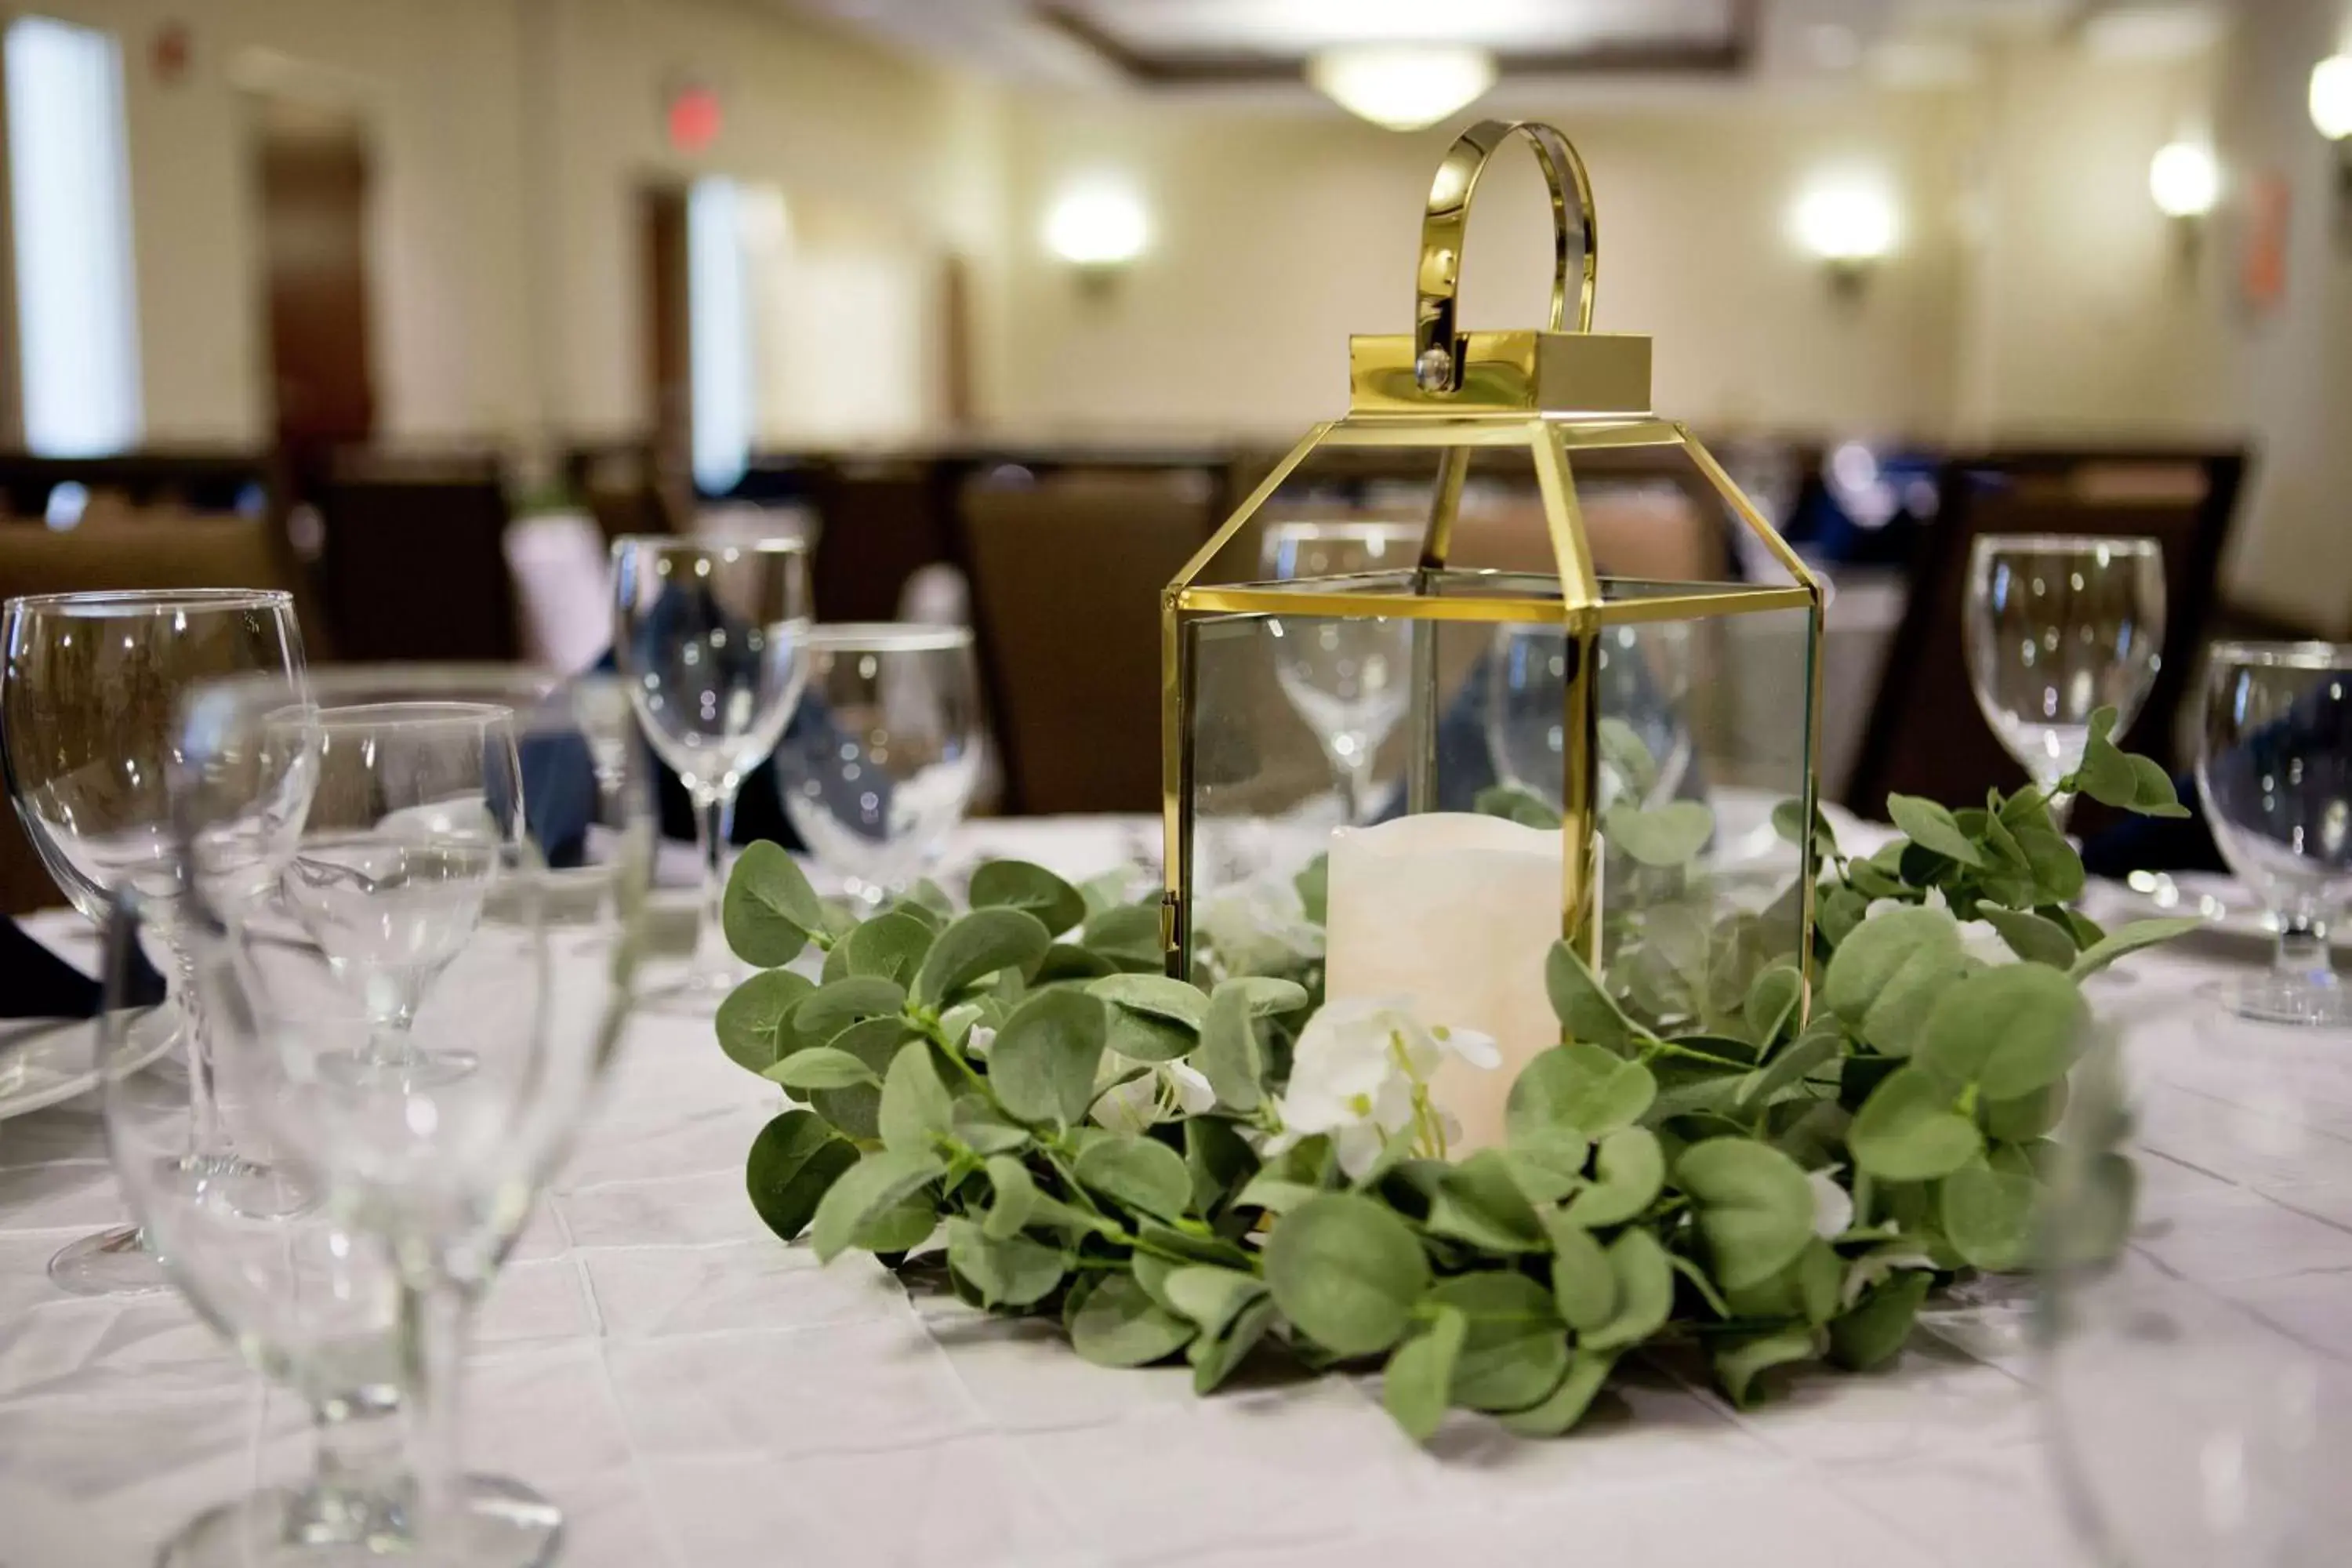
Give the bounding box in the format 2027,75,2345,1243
1159,121,1825,1057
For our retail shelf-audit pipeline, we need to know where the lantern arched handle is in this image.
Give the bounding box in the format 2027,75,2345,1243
1412,120,1597,394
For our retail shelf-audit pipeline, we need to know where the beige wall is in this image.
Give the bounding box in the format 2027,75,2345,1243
989,89,1974,440
35,0,982,452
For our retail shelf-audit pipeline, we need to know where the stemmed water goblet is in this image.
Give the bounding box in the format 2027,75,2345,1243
1965,535,2166,816
1486,621,1694,814
611,535,811,1005
125,666,653,1566
1,586,306,1295
1261,518,1418,823
772,622,983,907
2194,641,2352,1027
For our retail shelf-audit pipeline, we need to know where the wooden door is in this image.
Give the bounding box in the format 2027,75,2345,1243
252,96,376,467
638,183,692,517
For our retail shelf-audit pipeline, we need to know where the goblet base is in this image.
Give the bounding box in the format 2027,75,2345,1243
2207,975,2351,1029
45,1223,169,1297
314,1044,481,1090
158,1473,561,1568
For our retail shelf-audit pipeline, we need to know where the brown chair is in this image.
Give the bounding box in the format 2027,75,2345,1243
958,469,1217,815
314,451,518,662
0,517,313,915
1842,448,2249,823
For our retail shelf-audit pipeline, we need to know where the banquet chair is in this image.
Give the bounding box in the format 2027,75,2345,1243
503,509,612,674
0,516,314,916
957,468,1218,815
1842,447,2248,823
314,452,519,662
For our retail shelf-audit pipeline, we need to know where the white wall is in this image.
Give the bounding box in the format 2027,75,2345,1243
989,86,1974,440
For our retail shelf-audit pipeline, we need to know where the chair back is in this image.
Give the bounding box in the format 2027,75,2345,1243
314,451,517,661
959,469,1216,814
1842,448,2247,821
0,517,312,915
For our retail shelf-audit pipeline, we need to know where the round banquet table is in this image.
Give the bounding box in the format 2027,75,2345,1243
4,815,2350,1568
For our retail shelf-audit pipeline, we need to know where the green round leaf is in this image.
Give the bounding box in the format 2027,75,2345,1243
989,989,1109,1126
1544,942,1633,1050
717,969,813,1076
1821,906,1966,1056
842,912,935,986
946,1216,1066,1308
1087,973,1209,1033
1162,1265,1266,1336
768,1046,883,1093
1828,1271,1929,1372
1073,1134,1194,1221
1605,799,1715,868
794,976,909,1046
1675,1138,1817,1291
1561,1126,1666,1229
1069,1274,1195,1367
1104,1007,1198,1065
1381,1305,1467,1443
1917,962,2086,1101
1508,1043,1655,1144
1940,1162,2037,1272
1886,793,1984,868
1195,982,1265,1112
2068,916,2205,981
1581,1229,1674,1352
1544,1219,1617,1332
877,1042,953,1155
982,1154,1039,1238
1426,1272,1568,1413
1497,1350,1616,1438
1849,1065,1984,1182
1978,906,2077,969
721,841,823,967
1424,1149,1548,1253
970,859,1087,938
810,1147,945,1261
912,907,1054,1007
1743,964,1806,1048
1264,1194,1430,1358
744,1109,858,1242
1715,1325,1820,1408
802,1017,918,1142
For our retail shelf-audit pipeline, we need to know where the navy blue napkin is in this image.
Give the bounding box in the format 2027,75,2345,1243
0,913,165,1019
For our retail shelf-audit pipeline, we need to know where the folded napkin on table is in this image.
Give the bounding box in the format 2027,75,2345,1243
0,913,165,1019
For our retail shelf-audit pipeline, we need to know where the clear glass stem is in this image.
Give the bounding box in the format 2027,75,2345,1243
1333,748,1380,826
289,1385,408,1548
168,938,225,1163
2274,913,2337,992
394,1273,466,1555
690,779,739,981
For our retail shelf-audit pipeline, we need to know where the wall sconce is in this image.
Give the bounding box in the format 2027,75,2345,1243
2313,55,2352,212
2148,140,2220,220
1044,183,1148,292
1791,182,1897,293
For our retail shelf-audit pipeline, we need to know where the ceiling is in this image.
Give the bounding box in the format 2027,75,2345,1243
788,0,2231,94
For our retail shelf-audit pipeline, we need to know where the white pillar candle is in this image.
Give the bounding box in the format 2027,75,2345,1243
1323,811,1565,1155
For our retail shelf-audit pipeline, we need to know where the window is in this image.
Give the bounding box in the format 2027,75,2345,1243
5,16,141,456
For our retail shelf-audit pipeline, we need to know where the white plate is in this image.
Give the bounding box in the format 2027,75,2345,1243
0,1008,177,1122
2118,870,2352,948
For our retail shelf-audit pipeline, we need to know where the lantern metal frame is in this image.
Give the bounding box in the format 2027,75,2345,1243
1159,120,1826,981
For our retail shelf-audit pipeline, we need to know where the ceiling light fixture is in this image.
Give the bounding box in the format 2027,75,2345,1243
1307,43,1496,132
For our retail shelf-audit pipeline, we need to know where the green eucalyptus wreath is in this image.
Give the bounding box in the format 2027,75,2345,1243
713,705,2194,1442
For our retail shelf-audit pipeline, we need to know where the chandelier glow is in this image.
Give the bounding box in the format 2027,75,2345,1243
1307,43,1497,132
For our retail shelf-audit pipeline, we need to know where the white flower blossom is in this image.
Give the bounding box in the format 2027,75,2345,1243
1197,874,1323,979
1263,998,1500,1178
1865,887,2011,968
964,1025,997,1058
1090,1054,1216,1134
1808,1166,1855,1240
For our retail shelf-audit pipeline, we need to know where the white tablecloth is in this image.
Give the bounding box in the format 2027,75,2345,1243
5,818,2351,1567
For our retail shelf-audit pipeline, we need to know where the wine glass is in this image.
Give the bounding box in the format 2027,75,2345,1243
772,622,983,906
611,535,811,1004
2038,1022,2352,1564
1487,621,1694,812
1261,519,1419,822
1965,535,2166,805
151,666,653,1566
0,586,306,1295
277,702,518,1085
2194,641,2352,1028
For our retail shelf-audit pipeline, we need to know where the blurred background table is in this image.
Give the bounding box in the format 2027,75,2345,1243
5,821,2350,1567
